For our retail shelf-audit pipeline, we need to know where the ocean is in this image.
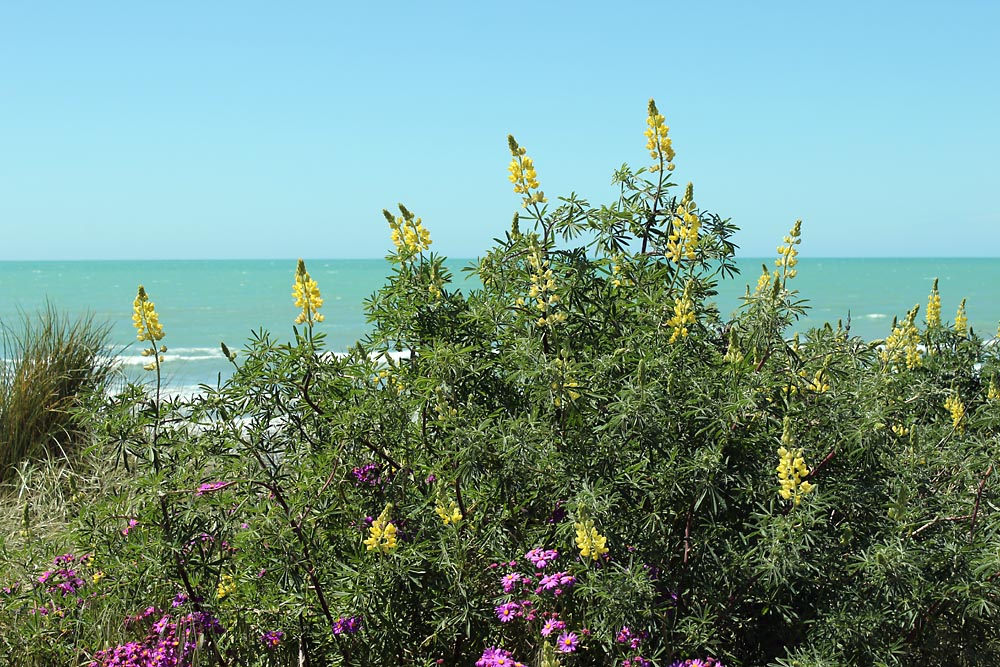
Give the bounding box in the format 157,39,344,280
2,258,998,394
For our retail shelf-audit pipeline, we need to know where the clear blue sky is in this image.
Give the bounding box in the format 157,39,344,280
2,1,998,260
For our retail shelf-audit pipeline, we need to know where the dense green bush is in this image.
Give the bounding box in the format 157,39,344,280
0,305,114,481
1,100,998,666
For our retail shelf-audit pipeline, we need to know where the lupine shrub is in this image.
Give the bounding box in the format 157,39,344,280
1,100,999,666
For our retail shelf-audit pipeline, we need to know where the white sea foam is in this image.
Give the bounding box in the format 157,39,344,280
864,313,888,319
116,347,226,367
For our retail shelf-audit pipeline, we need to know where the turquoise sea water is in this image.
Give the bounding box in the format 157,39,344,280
2,258,998,393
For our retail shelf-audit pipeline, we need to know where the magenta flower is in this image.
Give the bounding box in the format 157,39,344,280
555,631,579,653
524,548,559,569
261,630,284,648
501,573,521,593
495,601,520,622
540,618,566,637
195,481,231,496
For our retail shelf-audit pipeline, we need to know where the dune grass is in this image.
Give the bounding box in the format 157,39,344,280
0,305,115,481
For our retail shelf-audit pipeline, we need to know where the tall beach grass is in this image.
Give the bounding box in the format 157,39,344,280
0,304,114,481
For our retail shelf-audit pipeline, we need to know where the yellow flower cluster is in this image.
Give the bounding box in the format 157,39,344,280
944,393,965,433
524,246,566,328
292,259,325,325
91,570,105,585
752,264,774,297
891,423,909,437
926,279,941,328
880,306,922,369
954,298,968,337
384,204,432,256
132,285,167,371
667,202,700,264
132,286,164,342
507,135,546,207
803,369,830,393
775,220,802,283
435,500,462,526
776,418,814,506
551,357,581,408
610,253,630,288
574,519,608,561
217,574,236,600
988,379,1000,401
364,504,398,554
644,98,675,172
375,367,405,394
666,284,696,343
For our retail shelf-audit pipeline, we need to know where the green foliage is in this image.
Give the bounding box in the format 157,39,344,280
1,103,999,667
0,304,114,481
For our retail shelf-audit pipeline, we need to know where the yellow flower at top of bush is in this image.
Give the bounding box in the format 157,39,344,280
507,135,547,208
292,259,325,325
881,305,922,370
132,285,164,342
132,285,166,371
667,186,701,264
384,204,432,256
926,279,941,328
364,504,398,554
954,298,968,337
645,98,675,172
775,220,802,283
574,518,608,561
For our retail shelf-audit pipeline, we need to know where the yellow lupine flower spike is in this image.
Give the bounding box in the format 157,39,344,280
364,504,398,554
926,278,941,328
435,500,463,526
132,285,165,342
132,285,166,371
574,518,609,561
383,204,432,256
507,135,546,208
645,98,675,172
945,393,965,433
954,298,968,337
292,259,325,325
666,282,696,343
775,220,802,284
776,417,815,506
880,305,922,370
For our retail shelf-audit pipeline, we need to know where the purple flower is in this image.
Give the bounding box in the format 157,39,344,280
352,463,381,486
538,570,575,592
333,615,362,635
540,618,566,637
476,647,523,667
195,481,231,496
495,602,520,622
501,572,521,593
524,548,559,569
152,615,172,634
122,519,138,536
555,631,579,653
261,630,284,648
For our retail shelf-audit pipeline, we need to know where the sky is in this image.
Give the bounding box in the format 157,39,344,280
1,1,998,260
